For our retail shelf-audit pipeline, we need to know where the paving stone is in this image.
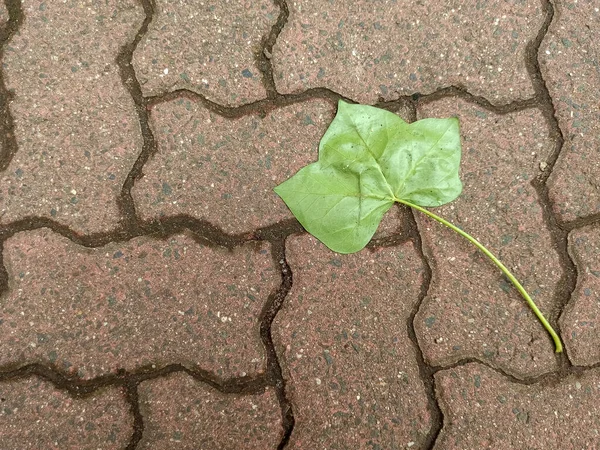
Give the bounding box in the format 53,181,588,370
0,376,131,449
541,2,600,222
138,372,281,449
0,228,278,379
133,0,278,106
273,235,431,449
0,0,144,234
435,362,600,449
560,226,600,365
414,98,560,378
272,0,543,104
133,99,334,234
133,99,409,237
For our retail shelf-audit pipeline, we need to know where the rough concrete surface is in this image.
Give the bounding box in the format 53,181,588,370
1,0,599,449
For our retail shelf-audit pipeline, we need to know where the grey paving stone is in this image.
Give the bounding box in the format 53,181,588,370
273,235,431,449
133,0,278,106
138,372,281,449
414,98,560,378
0,377,131,449
273,0,544,104
435,362,600,449
560,225,600,365
0,0,144,234
1,228,278,379
541,2,600,222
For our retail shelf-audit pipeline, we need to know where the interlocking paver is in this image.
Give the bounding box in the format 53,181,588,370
133,98,410,237
541,2,600,222
435,362,600,449
414,98,560,378
272,0,544,104
133,99,334,234
0,376,131,449
1,228,278,379
138,372,281,449
273,235,431,449
560,226,600,365
132,0,278,106
0,0,143,234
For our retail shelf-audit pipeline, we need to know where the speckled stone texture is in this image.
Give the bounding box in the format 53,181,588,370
133,99,410,237
414,98,560,378
133,0,278,106
0,0,144,234
133,99,334,234
0,377,132,449
541,2,600,222
560,226,600,365
138,372,281,449
435,363,600,449
273,235,431,449
0,228,278,379
272,0,543,104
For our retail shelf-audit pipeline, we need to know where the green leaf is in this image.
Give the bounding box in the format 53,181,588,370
274,100,462,253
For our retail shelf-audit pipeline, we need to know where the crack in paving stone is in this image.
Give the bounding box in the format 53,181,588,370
255,236,295,449
403,208,444,450
417,85,539,114
124,380,144,450
256,0,289,98
524,0,577,372
0,363,271,397
0,0,22,171
563,213,600,231
116,0,157,230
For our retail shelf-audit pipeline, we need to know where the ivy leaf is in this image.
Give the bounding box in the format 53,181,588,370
274,100,462,254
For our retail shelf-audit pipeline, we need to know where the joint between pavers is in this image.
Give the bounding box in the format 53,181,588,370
115,0,158,229
0,0,23,171
255,0,290,98
398,205,444,450
256,238,296,450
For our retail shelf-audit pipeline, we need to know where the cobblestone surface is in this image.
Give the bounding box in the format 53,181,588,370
561,226,600,365
138,372,282,449
0,0,599,448
0,0,144,234
273,0,544,104
541,2,600,223
1,229,277,379
435,363,600,449
133,0,278,106
0,376,132,449
273,235,431,449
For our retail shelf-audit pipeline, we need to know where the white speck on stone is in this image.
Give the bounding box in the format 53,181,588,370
163,68,169,74
315,378,321,385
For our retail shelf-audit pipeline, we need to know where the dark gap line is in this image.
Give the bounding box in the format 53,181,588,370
116,0,157,230
256,0,289,98
256,237,295,449
0,0,22,171
526,0,576,372
0,362,269,397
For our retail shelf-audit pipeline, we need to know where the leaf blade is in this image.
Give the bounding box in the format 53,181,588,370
275,100,462,253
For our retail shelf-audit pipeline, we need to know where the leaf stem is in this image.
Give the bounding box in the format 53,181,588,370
396,198,563,353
